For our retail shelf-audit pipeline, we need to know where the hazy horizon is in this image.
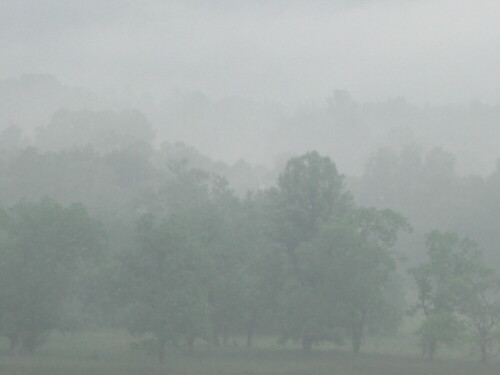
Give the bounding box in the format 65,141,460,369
2,0,500,106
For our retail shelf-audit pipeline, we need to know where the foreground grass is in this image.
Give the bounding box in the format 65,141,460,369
0,331,498,375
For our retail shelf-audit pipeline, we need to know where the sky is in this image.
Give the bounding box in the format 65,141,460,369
2,0,500,106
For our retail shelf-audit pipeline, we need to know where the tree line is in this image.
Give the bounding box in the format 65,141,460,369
1,144,499,362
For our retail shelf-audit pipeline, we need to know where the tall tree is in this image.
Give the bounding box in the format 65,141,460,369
270,152,351,350
458,261,500,362
410,231,481,360
0,199,105,354
271,151,351,281
120,213,210,362
279,208,409,352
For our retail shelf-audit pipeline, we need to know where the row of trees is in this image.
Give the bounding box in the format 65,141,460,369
116,152,412,360
0,149,498,362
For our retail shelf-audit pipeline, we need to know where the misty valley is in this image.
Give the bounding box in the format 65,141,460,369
2,1,500,374
0,88,499,374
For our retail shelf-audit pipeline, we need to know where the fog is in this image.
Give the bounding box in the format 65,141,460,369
1,1,500,373
2,0,500,173
3,0,500,104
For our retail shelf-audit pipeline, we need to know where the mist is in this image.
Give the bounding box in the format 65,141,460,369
3,0,500,104
1,1,500,374
2,0,500,171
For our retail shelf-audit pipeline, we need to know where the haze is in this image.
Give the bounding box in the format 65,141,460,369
2,1,500,374
2,0,499,174
2,0,499,104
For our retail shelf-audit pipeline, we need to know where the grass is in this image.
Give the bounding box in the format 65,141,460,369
0,331,499,375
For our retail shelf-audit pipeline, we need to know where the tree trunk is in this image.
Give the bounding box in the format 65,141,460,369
8,335,20,355
351,311,365,354
246,309,258,348
351,328,362,354
22,335,37,356
427,340,437,361
480,342,488,363
158,338,166,364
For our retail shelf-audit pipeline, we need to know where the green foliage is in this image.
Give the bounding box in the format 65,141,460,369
353,145,500,271
271,151,352,252
270,152,350,349
271,151,409,352
410,230,495,360
458,266,500,362
416,313,462,360
120,213,211,361
0,198,105,354
6,140,498,365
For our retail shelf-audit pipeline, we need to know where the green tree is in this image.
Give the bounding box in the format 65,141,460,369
271,151,351,256
271,152,408,352
410,231,481,360
145,160,248,349
459,265,500,362
0,199,105,354
120,213,210,362
204,177,246,347
270,151,351,350
281,208,408,352
238,191,284,348
340,207,410,353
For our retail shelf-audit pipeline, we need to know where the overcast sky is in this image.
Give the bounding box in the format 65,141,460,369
2,0,499,105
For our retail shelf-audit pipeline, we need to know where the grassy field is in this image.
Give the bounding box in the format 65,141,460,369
0,331,499,375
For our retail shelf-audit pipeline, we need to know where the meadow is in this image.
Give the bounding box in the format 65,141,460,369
0,331,499,375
